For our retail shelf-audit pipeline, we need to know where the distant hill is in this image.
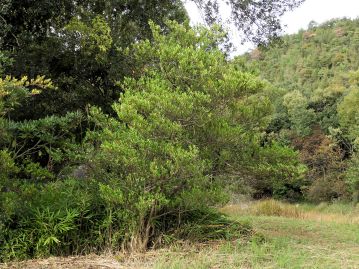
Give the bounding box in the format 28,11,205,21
246,18,359,96
240,18,359,202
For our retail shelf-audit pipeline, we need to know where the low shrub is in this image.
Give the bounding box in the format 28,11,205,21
159,209,253,243
306,176,351,202
0,178,253,262
229,142,308,201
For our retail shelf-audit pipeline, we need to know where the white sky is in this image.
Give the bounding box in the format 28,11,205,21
185,0,359,55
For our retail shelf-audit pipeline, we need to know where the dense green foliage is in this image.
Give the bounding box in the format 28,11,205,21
1,0,188,118
2,0,358,264
0,19,305,261
243,18,359,202
1,0,303,119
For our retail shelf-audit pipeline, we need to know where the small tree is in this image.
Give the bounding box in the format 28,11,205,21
86,21,305,250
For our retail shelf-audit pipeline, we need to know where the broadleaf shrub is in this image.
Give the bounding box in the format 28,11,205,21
0,21,306,261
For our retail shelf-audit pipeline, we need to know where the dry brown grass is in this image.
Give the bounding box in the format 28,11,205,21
221,199,359,224
0,254,122,269
0,253,161,269
300,210,359,224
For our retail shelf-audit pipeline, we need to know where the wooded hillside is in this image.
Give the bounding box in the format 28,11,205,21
243,18,359,202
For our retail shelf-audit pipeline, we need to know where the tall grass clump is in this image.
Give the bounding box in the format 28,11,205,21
222,199,359,224
250,199,302,218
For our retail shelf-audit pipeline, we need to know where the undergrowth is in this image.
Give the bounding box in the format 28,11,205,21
157,210,253,244
0,178,252,262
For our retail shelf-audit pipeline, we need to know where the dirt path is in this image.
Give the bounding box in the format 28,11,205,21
1,255,122,269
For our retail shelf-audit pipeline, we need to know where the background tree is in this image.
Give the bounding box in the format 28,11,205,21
243,18,359,202
192,0,304,44
1,0,188,118
1,0,304,119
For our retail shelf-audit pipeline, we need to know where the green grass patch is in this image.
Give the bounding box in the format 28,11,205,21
153,202,359,269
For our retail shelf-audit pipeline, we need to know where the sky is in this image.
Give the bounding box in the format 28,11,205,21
184,0,359,55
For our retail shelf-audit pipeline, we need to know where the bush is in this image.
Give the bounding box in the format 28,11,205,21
0,178,252,261
1,21,266,261
162,209,253,243
291,127,350,202
0,179,93,261
306,176,350,202
245,142,307,201
0,21,309,261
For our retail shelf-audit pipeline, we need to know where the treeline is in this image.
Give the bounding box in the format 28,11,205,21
242,18,359,202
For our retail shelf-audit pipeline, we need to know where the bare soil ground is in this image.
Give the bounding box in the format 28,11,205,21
1,255,122,269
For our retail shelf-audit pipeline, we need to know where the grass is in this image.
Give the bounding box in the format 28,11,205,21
152,217,359,269
2,200,359,268
153,200,359,269
222,199,359,224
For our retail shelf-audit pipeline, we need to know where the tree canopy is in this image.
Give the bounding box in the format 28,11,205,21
192,0,304,43
242,18,359,201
